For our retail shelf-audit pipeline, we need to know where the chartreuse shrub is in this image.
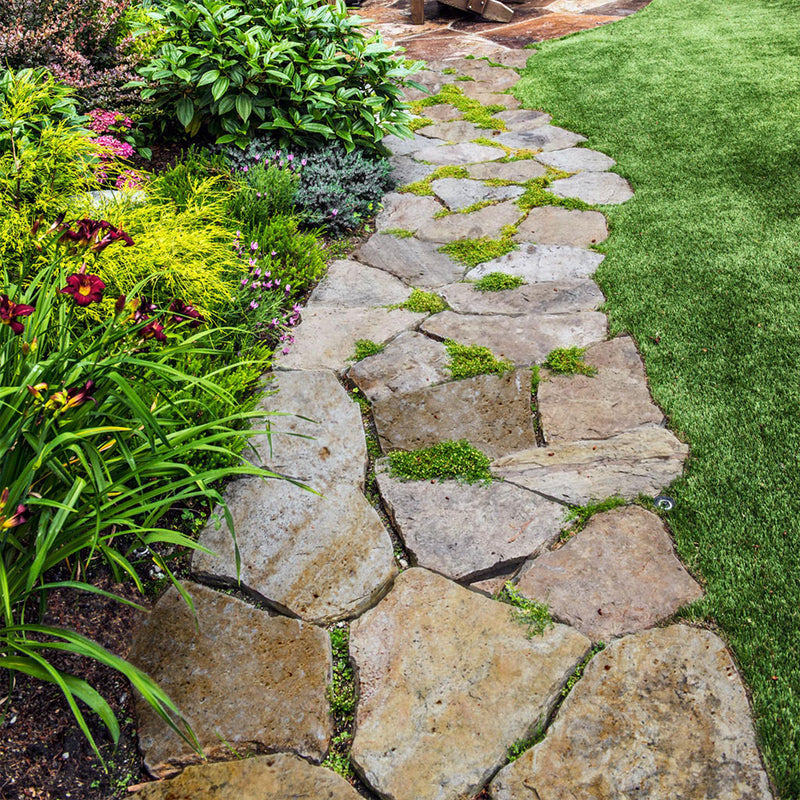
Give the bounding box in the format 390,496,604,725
136,0,422,151
387,440,492,484
0,216,292,762
473,272,525,292
150,147,233,212
444,339,513,380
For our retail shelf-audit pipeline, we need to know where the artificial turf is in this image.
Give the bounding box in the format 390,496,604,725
514,0,800,794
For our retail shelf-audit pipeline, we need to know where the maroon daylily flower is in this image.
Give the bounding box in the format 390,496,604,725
65,380,97,410
141,319,166,342
0,294,35,335
58,218,134,254
168,299,205,328
0,488,28,530
60,265,106,306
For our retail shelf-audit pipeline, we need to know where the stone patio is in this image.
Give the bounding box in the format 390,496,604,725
129,22,774,800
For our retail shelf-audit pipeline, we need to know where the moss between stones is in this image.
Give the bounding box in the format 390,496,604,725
517,170,591,212
444,339,514,380
351,339,385,361
398,164,470,196
409,116,435,132
562,496,627,540
392,288,448,314
386,439,492,484
383,227,416,238
439,237,518,268
497,581,553,638
410,85,507,131
544,346,597,376
322,625,357,780
473,272,525,292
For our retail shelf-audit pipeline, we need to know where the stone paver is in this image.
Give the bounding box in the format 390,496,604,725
550,171,634,204
467,159,547,181
193,478,397,623
494,108,552,130
513,206,609,246
416,199,523,243
373,367,538,459
496,125,587,152
491,626,773,800
347,330,451,403
430,177,525,210
134,755,363,800
350,568,591,800
389,155,435,186
440,278,604,316
538,336,664,443
358,234,466,286
308,258,411,307
275,305,425,373
248,369,366,488
466,243,605,283
421,309,607,365
414,142,506,165
515,505,703,640
373,192,443,233
535,146,616,172
422,104,465,122
376,468,565,580
129,582,332,777
416,120,485,142
491,427,689,505
382,132,444,157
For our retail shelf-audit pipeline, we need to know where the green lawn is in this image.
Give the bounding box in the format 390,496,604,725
514,1,800,795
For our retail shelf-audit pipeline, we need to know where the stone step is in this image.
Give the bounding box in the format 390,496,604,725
515,505,703,641
513,206,609,247
307,258,412,308
129,582,332,778
491,427,689,506
467,159,547,181
193,477,397,624
416,199,523,243
538,335,665,443
376,464,565,581
495,125,587,152
373,367,538,460
466,243,605,283
350,568,591,800
421,309,607,366
373,192,443,234
490,626,773,800
430,177,525,211
358,233,466,287
549,171,634,205
412,141,506,166
133,754,363,800
535,146,616,173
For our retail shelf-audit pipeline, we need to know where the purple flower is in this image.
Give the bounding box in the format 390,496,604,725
250,300,259,310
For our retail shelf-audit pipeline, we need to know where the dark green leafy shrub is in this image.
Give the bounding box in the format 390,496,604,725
136,0,422,151
386,440,492,484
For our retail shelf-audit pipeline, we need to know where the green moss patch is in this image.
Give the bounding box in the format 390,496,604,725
411,85,507,131
352,339,386,361
445,339,514,380
473,272,525,292
439,237,518,268
398,164,469,195
386,439,492,484
393,288,448,314
497,581,553,638
323,626,357,779
383,227,416,238
409,116,434,132
517,173,590,212
544,346,597,376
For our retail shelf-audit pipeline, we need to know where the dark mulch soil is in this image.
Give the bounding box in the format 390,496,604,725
0,575,150,800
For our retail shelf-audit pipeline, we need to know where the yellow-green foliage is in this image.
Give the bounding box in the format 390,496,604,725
86,192,242,318
411,85,507,131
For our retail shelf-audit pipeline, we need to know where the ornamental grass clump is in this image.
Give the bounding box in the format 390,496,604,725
0,215,293,761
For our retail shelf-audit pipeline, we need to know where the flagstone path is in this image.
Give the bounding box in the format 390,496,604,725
130,48,774,800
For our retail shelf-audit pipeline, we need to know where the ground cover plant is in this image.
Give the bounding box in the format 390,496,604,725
386,440,492,484
444,339,513,380
515,0,800,792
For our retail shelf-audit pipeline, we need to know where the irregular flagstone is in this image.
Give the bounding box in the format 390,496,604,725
468,91,522,109
535,146,616,172
515,506,703,641
382,132,443,156
513,206,609,247
454,67,518,90
491,427,689,506
421,310,607,366
490,626,773,800
413,142,506,165
373,368,538,460
248,369,367,488
538,336,664,443
134,754,363,800
373,192,443,233
389,155,435,187
416,200,523,243
440,278,604,316
275,305,425,374
430,177,524,210
375,466,565,580
484,49,535,69
469,565,520,598
308,259,411,308
459,80,517,99
193,477,397,623
496,125,587,152
129,582,332,777
416,120,485,142
350,568,591,800
466,243,605,283
422,103,465,122
467,159,547,181
347,330,451,403
358,233,466,286
494,108,552,130
549,171,634,204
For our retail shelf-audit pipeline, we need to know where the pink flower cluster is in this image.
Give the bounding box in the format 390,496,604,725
95,135,135,160
89,109,133,135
